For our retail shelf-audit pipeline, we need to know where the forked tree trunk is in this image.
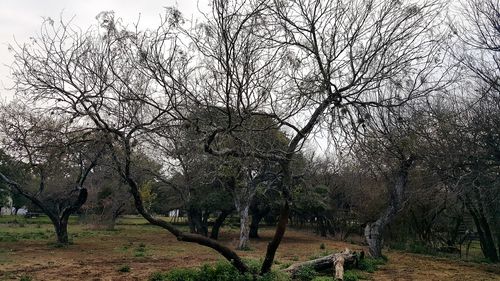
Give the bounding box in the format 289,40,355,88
466,201,499,262
364,158,413,258
52,188,88,245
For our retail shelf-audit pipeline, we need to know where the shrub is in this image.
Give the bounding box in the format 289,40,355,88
148,261,291,281
19,275,33,281
319,243,326,250
358,258,386,273
408,242,434,255
118,264,131,272
343,271,360,281
134,244,147,257
294,265,318,281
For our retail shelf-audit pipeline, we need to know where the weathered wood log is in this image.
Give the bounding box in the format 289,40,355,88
334,255,345,280
283,248,359,279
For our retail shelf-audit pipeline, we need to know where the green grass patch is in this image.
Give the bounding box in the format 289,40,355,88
358,257,387,273
0,230,50,242
134,243,148,257
148,260,289,281
0,215,78,225
294,264,318,281
19,274,33,281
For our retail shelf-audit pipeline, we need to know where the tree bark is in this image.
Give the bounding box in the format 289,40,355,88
54,219,69,244
364,158,413,258
249,217,260,239
237,205,251,250
249,203,270,239
210,208,232,240
261,200,290,274
188,207,208,236
466,203,499,262
364,221,385,258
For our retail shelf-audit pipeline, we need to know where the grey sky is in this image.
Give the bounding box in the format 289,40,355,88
0,0,204,100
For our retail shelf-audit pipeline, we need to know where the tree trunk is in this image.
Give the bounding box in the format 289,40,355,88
283,248,359,279
249,203,270,239
364,157,413,258
478,215,498,262
261,200,290,274
364,221,384,258
54,219,69,244
249,217,260,239
237,205,251,250
210,208,232,240
188,207,208,236
465,198,499,262
318,216,327,237
249,213,264,239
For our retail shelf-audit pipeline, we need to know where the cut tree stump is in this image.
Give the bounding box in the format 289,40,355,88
282,248,360,280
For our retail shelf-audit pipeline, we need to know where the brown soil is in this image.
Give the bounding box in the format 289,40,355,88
0,225,499,281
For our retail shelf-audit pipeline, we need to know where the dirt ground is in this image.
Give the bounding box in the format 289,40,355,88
0,222,499,281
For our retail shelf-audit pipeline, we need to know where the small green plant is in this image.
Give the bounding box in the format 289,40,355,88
408,242,435,255
134,251,145,257
291,256,300,261
311,276,333,281
319,243,326,250
279,262,293,270
239,245,252,251
118,264,131,272
148,261,290,281
149,272,168,281
358,258,386,273
19,275,33,281
294,265,317,281
134,243,147,257
343,271,360,281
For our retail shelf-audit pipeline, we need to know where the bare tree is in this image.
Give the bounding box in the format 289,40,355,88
0,104,105,244
9,0,447,274
179,0,447,273
353,104,425,257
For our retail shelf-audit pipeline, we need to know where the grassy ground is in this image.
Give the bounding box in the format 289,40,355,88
0,215,499,281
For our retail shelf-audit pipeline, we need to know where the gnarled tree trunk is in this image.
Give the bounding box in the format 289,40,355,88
364,158,413,258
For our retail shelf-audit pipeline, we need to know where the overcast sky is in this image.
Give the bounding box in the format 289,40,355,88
0,0,205,100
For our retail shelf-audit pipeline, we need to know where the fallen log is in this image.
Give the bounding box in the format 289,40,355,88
282,248,360,280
